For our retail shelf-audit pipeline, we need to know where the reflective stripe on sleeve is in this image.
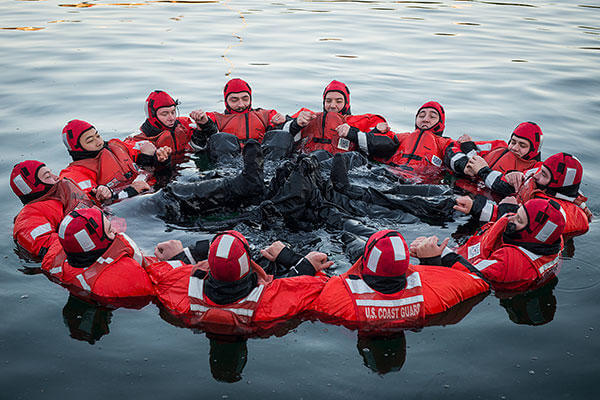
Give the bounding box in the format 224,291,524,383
76,274,91,291
188,275,204,300
538,256,559,275
480,201,494,222
78,180,92,190
485,170,502,189
30,223,52,240
357,131,368,153
49,266,62,274
450,153,467,171
473,259,497,271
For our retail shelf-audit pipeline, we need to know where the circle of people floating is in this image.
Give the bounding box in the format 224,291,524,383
11,78,592,373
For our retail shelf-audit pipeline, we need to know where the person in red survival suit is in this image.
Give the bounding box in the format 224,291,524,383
445,121,543,197
41,207,157,299
59,119,171,203
340,101,454,182
288,80,389,155
308,230,489,331
190,78,288,147
129,90,204,155
145,230,332,335
11,160,97,259
454,152,592,236
410,198,565,294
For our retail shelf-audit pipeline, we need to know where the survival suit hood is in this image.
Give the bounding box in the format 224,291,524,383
323,80,351,115
144,90,179,132
511,122,543,161
62,119,105,161
359,230,410,294
415,101,445,136
504,198,565,251
208,230,252,282
10,160,53,204
58,208,114,268
540,152,583,198
224,78,252,114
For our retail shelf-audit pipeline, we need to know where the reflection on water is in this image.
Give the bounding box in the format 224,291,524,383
357,332,406,375
208,335,248,383
62,294,114,344
500,277,558,326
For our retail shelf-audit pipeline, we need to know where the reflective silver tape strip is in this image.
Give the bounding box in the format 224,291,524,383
117,191,129,200
450,153,467,171
282,120,292,132
485,170,502,189
30,223,52,240
390,236,406,261
293,132,302,142
188,275,204,299
223,307,254,317
120,233,143,266
466,150,478,158
517,246,541,262
538,257,559,275
58,215,73,239
356,295,424,308
473,259,497,271
346,278,375,294
564,168,577,186
535,220,558,243
167,260,183,269
77,274,91,291
133,140,150,150
238,253,249,279
478,143,492,151
442,247,454,257
366,246,382,274
96,257,114,264
189,304,255,317
554,192,577,203
49,266,62,274
74,229,95,252
559,206,567,221
357,131,368,153
12,174,32,195
245,285,265,303
405,272,422,290
216,234,235,258
480,201,494,222
77,180,92,190
190,304,209,312
183,247,196,265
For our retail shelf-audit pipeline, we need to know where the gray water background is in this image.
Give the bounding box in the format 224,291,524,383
1,0,599,398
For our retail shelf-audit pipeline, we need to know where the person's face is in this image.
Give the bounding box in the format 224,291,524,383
534,165,552,187
79,128,104,152
415,108,440,130
324,92,345,113
508,135,531,158
507,206,529,231
226,92,251,112
37,166,59,185
156,105,177,128
102,216,117,240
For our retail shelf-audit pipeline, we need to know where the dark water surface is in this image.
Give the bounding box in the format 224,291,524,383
1,1,599,398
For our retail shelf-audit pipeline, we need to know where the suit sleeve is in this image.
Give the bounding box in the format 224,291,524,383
13,202,63,258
